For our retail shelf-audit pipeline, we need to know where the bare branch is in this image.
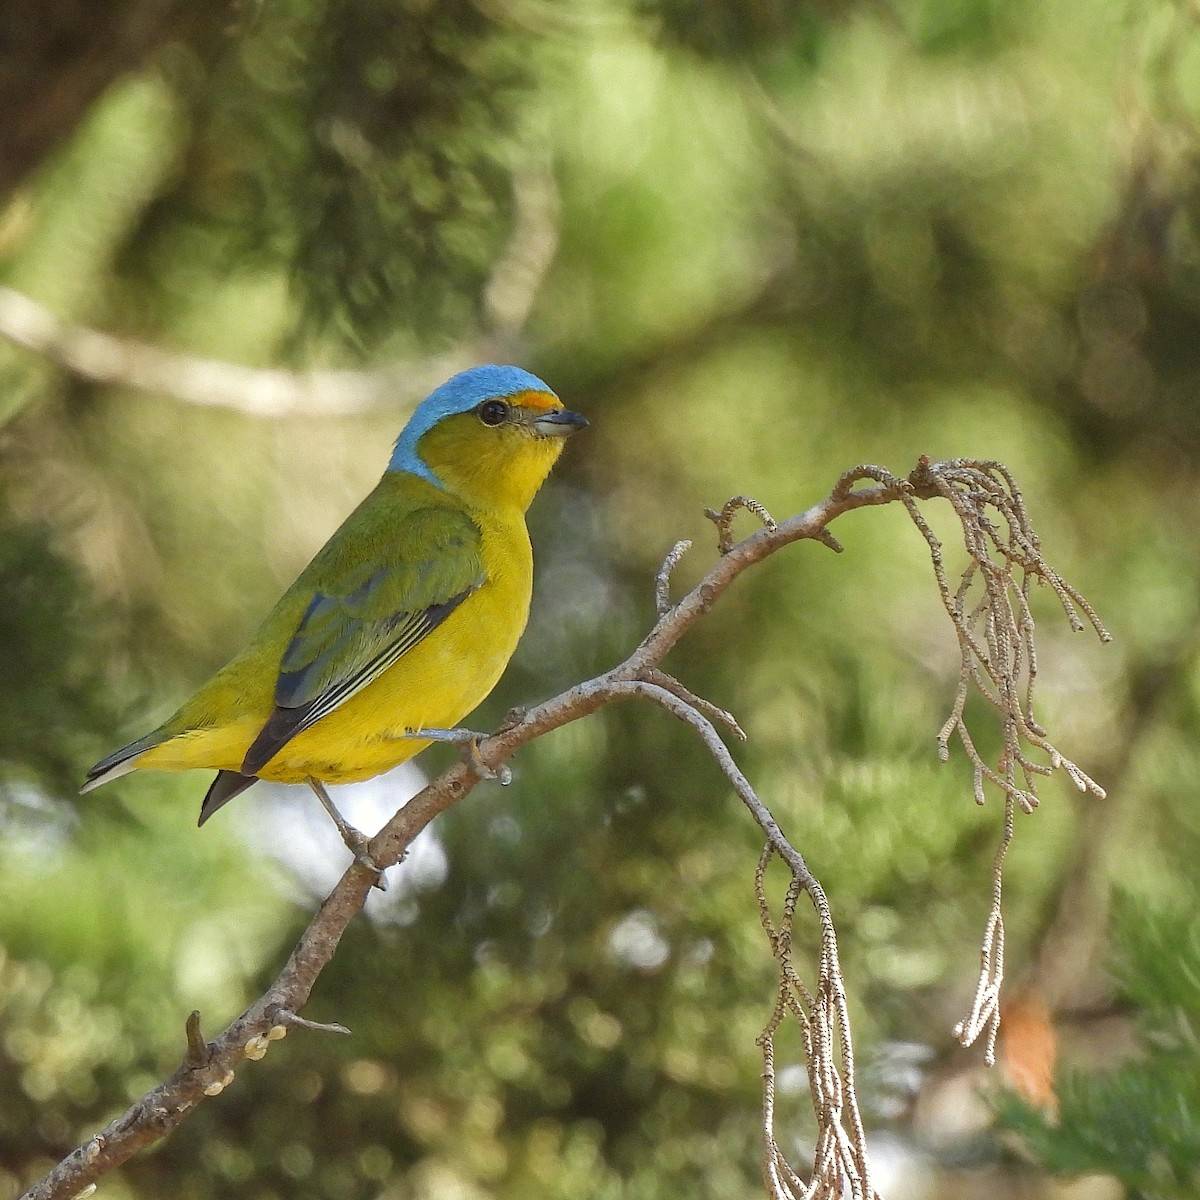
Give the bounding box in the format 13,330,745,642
481,157,561,339
642,667,747,741
21,456,1105,1200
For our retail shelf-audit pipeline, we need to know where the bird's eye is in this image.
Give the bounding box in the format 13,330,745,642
477,400,509,426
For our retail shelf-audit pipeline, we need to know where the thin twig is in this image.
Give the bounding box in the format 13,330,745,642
655,540,693,616
705,495,778,554
183,1011,208,1068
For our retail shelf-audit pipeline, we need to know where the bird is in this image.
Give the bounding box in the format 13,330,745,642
81,365,586,872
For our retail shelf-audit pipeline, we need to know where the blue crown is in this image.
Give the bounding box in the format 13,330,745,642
388,365,556,485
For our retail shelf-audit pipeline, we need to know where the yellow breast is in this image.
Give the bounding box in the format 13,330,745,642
263,507,533,783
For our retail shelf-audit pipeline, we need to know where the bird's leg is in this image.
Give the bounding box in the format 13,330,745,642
305,776,388,891
403,728,512,785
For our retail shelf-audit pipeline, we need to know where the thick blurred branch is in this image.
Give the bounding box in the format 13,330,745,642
0,283,460,416
21,458,1107,1200
0,160,559,419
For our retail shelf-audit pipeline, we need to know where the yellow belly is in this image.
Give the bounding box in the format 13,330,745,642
258,579,523,784
137,509,532,785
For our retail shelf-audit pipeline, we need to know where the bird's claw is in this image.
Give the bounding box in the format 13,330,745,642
341,826,389,891
404,727,512,785
466,736,512,785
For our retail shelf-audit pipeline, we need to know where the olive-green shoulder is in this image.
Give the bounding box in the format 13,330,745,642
167,474,484,730
293,474,480,592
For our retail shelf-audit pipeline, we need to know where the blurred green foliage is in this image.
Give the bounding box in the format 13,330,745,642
1000,896,1200,1198
0,502,113,795
2,0,1200,1197
202,0,536,347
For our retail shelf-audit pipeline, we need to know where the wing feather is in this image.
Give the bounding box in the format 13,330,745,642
240,504,484,775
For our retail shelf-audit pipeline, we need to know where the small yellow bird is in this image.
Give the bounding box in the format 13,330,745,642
82,365,585,864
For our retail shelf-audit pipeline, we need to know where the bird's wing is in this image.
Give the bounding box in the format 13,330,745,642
241,504,485,775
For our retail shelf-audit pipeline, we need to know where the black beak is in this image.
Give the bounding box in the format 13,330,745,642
532,409,588,437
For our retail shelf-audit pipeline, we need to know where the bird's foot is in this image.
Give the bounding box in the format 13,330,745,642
404,727,512,785
305,777,388,891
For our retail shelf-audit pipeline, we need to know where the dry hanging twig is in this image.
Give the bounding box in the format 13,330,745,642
904,457,1109,1062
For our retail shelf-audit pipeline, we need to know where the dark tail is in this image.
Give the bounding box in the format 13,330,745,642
80,733,165,794
198,770,259,825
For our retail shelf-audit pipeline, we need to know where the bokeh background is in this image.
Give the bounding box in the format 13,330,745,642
2,2,1200,1198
